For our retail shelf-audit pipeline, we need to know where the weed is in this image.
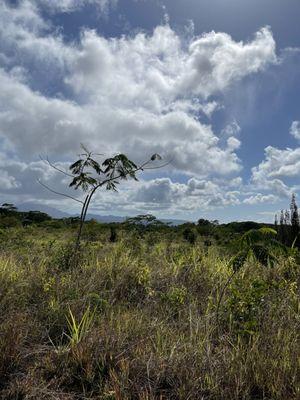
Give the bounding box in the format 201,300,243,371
65,305,95,347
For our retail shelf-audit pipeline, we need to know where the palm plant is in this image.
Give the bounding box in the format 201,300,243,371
216,227,289,330
231,227,287,271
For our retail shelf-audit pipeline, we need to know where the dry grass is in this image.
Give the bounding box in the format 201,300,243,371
0,227,299,399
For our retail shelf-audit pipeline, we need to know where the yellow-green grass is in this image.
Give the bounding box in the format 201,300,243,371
0,227,299,399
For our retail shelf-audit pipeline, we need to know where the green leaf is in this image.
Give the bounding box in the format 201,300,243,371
69,159,84,174
230,251,248,272
89,159,102,174
251,244,276,267
241,227,277,247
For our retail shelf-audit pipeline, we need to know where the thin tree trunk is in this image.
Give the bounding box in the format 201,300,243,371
73,194,89,268
73,184,101,268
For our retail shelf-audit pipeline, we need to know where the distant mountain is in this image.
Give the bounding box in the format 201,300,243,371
161,218,187,226
17,203,71,219
16,203,187,225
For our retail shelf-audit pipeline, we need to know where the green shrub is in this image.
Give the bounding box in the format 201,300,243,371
161,286,187,314
182,227,197,244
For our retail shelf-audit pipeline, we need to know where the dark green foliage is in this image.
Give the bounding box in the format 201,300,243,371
226,277,279,336
109,226,117,242
0,203,17,214
124,214,167,238
230,227,287,271
231,252,248,272
69,146,139,193
0,206,52,228
225,221,261,233
275,194,300,247
25,210,52,223
81,219,104,242
125,214,164,227
290,193,300,247
0,204,20,227
0,216,21,228
197,218,211,226
182,227,197,244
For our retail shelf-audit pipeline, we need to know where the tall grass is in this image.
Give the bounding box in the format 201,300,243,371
0,227,299,399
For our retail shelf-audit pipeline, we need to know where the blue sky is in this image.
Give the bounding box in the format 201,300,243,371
1,0,300,222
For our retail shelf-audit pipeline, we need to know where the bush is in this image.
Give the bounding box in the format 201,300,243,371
109,226,117,242
182,227,197,244
0,216,21,229
51,242,76,271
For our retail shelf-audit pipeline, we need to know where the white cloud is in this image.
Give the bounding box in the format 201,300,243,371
131,177,241,212
34,0,117,14
227,136,241,151
133,178,184,205
0,2,279,212
65,26,276,104
228,177,243,188
177,27,276,98
290,121,300,140
0,67,242,176
251,145,298,198
221,120,241,137
0,1,71,77
0,18,277,171
253,146,300,179
0,169,21,190
0,150,81,205
243,193,278,205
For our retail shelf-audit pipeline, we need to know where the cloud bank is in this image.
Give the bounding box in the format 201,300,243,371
0,1,288,217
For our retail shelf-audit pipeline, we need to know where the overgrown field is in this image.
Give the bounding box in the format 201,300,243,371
0,224,299,399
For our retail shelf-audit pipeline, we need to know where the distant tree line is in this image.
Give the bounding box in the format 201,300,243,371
0,203,51,227
275,194,300,247
3,196,299,251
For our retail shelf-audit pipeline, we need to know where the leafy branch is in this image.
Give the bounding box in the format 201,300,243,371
40,144,168,266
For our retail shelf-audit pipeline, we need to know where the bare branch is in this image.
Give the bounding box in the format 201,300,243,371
37,179,84,204
39,155,75,178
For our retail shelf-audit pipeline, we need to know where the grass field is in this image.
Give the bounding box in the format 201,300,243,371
0,224,299,399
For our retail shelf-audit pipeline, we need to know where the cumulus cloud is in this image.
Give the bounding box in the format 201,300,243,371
250,146,298,198
0,150,73,200
0,10,276,166
177,27,276,98
132,177,241,212
243,193,278,205
0,1,71,84
221,120,241,137
0,2,279,213
66,26,276,103
290,121,300,140
0,155,242,214
0,169,21,190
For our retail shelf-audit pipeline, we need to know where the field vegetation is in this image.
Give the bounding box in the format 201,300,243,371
0,208,299,399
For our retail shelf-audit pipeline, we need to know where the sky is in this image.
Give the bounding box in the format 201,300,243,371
1,0,300,222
